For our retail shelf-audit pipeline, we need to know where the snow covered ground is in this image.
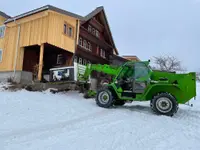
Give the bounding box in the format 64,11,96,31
0,82,200,150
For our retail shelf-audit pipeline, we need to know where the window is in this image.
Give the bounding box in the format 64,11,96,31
64,24,67,34
83,40,87,48
79,58,82,64
74,56,77,62
92,28,96,35
63,22,74,38
79,37,82,46
134,62,149,79
0,25,6,38
68,27,73,37
100,49,106,58
96,30,99,38
0,49,2,62
88,25,92,32
57,54,64,65
83,59,86,65
88,42,92,51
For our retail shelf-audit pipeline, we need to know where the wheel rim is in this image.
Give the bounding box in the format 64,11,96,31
98,91,109,104
156,97,173,113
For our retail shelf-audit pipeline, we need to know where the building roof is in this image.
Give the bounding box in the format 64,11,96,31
122,55,140,61
81,6,118,55
0,11,10,19
3,4,118,54
83,6,104,22
4,5,84,24
113,54,128,62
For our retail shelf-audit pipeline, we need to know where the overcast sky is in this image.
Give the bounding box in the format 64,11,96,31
1,0,200,71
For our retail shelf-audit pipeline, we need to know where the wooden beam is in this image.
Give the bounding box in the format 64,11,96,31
38,43,44,81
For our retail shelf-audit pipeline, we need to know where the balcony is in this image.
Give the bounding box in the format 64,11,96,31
80,26,113,51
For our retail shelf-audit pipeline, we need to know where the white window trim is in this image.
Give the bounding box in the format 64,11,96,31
83,40,87,48
88,25,92,32
88,42,92,51
100,49,106,58
83,59,86,65
92,28,96,35
79,57,82,64
79,37,82,46
96,30,99,38
0,25,6,38
0,49,3,63
74,56,77,62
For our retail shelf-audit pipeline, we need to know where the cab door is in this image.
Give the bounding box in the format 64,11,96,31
132,62,151,93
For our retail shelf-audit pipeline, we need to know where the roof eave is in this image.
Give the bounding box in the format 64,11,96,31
4,5,84,24
0,11,11,19
4,5,49,24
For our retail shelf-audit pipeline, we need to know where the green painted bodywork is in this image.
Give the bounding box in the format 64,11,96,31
78,60,196,104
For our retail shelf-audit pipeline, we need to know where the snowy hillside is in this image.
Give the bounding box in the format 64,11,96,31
0,82,200,150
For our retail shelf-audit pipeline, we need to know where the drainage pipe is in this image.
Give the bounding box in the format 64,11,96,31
12,19,21,79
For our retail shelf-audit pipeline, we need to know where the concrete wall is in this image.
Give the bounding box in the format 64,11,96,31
0,71,32,84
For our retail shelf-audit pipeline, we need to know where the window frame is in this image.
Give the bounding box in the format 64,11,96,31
79,57,82,64
83,40,87,49
79,37,82,46
83,59,87,65
100,49,106,58
57,54,63,65
88,25,92,32
68,26,73,37
96,30,99,38
63,21,74,38
63,24,67,34
88,42,92,51
92,28,96,35
74,56,77,62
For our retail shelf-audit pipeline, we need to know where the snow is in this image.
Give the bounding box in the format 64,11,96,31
0,82,200,150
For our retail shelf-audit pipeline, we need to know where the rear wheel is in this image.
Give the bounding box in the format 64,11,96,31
95,88,114,108
151,92,178,116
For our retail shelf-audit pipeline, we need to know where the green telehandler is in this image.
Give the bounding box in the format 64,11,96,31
77,60,196,116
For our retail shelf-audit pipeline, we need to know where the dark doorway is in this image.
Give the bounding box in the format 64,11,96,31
22,44,73,82
23,45,40,73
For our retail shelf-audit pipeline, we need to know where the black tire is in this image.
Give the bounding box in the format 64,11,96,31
113,100,125,106
95,88,114,108
150,92,178,116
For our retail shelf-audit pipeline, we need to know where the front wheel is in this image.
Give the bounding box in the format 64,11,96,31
95,88,114,108
150,93,179,116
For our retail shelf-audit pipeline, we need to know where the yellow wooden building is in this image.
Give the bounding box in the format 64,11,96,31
0,5,119,83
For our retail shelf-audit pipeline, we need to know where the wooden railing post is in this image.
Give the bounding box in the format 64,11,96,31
38,43,44,81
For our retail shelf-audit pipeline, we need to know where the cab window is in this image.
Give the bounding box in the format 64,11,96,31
134,62,149,79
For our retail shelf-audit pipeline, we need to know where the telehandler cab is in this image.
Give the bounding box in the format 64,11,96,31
78,60,196,116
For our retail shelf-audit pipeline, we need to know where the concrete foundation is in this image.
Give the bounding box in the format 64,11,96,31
0,71,33,84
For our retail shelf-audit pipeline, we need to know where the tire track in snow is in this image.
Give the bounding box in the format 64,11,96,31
0,108,125,145
0,108,108,139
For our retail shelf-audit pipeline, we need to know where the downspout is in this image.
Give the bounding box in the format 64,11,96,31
12,19,21,79
72,19,79,65
71,19,79,81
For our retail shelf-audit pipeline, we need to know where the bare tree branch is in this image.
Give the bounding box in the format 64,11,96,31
152,55,186,72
